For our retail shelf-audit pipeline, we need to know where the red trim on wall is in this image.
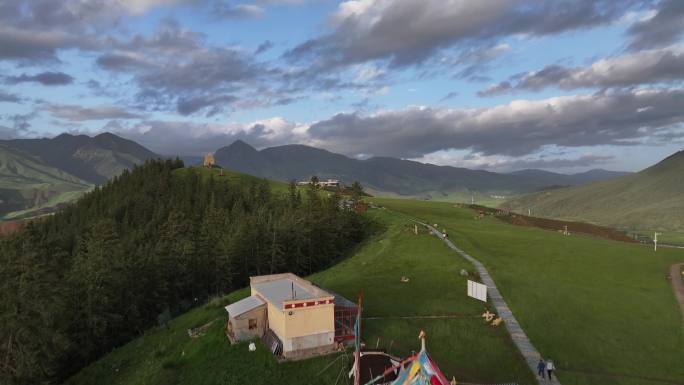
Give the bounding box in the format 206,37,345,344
282,298,334,310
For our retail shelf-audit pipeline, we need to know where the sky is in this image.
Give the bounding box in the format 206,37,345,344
1,0,684,173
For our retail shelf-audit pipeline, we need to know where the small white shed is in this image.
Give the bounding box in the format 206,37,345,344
225,295,267,344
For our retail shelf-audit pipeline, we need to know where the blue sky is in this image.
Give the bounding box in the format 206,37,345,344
1,0,683,173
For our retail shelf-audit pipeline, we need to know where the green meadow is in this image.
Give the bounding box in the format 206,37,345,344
375,198,684,385
66,207,535,385
65,198,684,385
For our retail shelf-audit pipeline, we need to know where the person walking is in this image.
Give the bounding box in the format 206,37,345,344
537,358,546,379
546,358,556,380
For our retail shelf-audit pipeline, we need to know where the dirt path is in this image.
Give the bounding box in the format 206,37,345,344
670,263,684,330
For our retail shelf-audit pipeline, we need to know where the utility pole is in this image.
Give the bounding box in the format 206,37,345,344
654,232,661,251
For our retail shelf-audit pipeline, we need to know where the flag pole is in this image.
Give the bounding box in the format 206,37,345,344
354,290,363,385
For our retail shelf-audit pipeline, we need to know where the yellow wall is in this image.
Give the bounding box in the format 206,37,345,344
282,304,334,339
266,302,286,337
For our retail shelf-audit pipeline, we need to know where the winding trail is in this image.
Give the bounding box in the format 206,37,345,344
670,263,684,330
418,220,561,385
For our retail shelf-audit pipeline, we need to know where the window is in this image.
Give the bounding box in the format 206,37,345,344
249,318,257,330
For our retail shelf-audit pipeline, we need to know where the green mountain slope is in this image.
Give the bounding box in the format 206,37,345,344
2,132,158,184
501,150,684,230
0,132,158,219
214,140,627,200
0,145,92,218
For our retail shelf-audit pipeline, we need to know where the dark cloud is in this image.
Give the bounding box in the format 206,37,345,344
255,40,274,54
93,20,276,115
0,91,22,103
286,0,643,70
0,1,192,63
0,112,37,137
0,26,78,62
438,91,459,102
4,71,74,86
479,46,684,96
493,154,615,172
478,82,513,97
176,94,238,116
307,88,684,158
212,3,264,19
96,52,154,72
46,104,145,121
112,117,304,155
628,0,684,50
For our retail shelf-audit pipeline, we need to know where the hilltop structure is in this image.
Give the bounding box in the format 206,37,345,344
225,273,357,360
203,153,215,168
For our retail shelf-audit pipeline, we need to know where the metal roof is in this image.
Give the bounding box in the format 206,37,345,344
252,278,321,309
225,295,265,318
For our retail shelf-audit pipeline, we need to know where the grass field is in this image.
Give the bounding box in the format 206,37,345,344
66,207,536,385
374,198,684,385
369,189,506,208
629,230,684,246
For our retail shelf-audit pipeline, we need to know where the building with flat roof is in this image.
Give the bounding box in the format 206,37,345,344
225,273,356,360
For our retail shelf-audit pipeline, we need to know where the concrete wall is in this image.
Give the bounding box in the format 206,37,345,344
283,331,335,353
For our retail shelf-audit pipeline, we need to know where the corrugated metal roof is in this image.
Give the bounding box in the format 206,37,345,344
252,278,319,308
225,295,265,317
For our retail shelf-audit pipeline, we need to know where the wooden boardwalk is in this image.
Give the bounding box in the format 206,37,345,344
421,222,561,385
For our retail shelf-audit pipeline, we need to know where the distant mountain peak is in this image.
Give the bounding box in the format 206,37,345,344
225,139,257,151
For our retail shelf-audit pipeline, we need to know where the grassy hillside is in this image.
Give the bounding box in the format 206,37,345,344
65,207,536,385
0,145,92,218
502,150,684,231
0,133,158,219
66,197,684,385
377,198,684,385
1,161,370,385
2,132,158,184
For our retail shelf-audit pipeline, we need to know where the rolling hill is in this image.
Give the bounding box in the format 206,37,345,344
0,145,92,218
501,150,684,230
0,132,158,219
213,140,627,200
2,132,158,184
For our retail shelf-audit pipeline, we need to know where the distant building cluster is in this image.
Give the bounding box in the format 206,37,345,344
297,179,341,188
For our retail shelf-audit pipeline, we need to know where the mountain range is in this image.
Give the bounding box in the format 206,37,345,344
213,140,628,199
502,150,684,231
0,133,638,220
0,133,157,219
